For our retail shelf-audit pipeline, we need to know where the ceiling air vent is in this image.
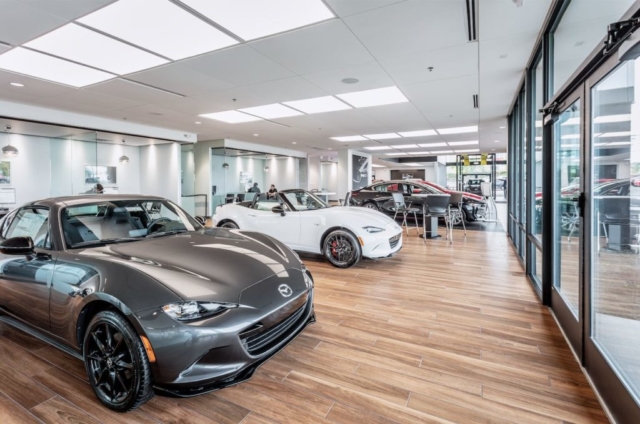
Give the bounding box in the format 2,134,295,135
473,94,479,108
465,0,478,42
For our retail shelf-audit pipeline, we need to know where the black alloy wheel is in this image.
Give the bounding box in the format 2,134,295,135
323,230,361,268
220,221,239,229
363,202,379,211
84,311,153,411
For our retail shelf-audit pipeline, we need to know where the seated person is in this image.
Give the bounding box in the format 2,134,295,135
267,184,278,198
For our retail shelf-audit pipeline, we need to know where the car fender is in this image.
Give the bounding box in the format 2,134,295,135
213,204,254,229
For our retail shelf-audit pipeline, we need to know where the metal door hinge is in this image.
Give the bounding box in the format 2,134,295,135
539,101,562,116
604,18,640,55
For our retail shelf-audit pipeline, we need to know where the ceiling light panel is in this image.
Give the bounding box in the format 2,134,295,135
398,129,438,137
429,150,454,154
283,96,351,114
364,146,392,150
0,47,114,87
200,110,262,123
403,163,422,166
447,140,478,146
25,24,168,75
364,133,401,140
386,152,408,156
454,149,480,153
371,164,386,168
331,136,367,142
437,125,478,135
392,144,419,149
180,0,334,41
79,0,238,60
239,103,302,119
418,142,447,147
337,86,409,108
409,151,431,155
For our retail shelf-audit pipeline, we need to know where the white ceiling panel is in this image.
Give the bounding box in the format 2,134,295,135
86,78,183,104
402,75,478,116
0,69,75,98
479,31,539,75
159,86,272,115
294,108,388,133
181,45,294,87
324,0,405,18
126,63,232,96
356,102,430,129
250,20,374,75
301,61,394,95
0,1,67,45
241,76,327,103
424,112,480,130
19,0,116,21
38,89,143,112
380,43,478,85
480,0,553,41
342,0,468,59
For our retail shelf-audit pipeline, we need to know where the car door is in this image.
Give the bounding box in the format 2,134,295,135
0,207,56,330
245,196,301,248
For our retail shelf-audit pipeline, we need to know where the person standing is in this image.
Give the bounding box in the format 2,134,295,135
248,182,261,194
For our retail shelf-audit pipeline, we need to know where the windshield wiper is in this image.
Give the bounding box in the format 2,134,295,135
70,237,140,248
145,229,189,239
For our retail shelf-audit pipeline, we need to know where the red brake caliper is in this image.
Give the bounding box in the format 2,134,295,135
331,240,338,257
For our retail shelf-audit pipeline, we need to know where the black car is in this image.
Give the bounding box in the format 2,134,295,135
349,180,486,222
0,195,314,411
464,179,485,195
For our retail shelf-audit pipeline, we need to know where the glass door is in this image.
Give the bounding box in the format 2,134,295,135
550,87,584,353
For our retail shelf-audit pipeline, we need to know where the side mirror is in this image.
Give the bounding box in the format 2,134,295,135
272,205,286,216
0,236,34,255
195,216,206,226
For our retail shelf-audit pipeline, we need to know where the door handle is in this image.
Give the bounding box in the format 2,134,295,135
69,287,93,298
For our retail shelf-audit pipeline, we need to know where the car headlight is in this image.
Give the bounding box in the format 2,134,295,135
161,301,238,322
363,226,384,233
303,268,314,289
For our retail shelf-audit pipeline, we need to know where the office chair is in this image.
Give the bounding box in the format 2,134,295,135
424,194,451,243
392,192,420,236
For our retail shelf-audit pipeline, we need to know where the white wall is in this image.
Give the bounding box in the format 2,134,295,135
373,167,390,181
266,156,298,190
4,134,52,206
139,143,181,204
308,157,320,190
320,161,338,198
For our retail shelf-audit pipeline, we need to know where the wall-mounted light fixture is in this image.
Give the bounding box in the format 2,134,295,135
222,163,229,169
264,166,269,172
2,125,18,159
118,139,129,163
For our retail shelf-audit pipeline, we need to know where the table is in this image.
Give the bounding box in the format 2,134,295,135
420,202,441,239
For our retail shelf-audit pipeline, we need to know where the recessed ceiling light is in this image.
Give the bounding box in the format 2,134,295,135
337,86,408,108
364,146,392,150
429,150,454,154
195,121,201,124
180,0,334,41
403,163,422,166
0,47,114,87
398,129,437,137
494,140,500,143
448,141,478,146
79,0,238,60
454,149,480,153
594,114,631,124
409,151,431,155
418,142,447,147
292,141,297,144
371,164,386,168
330,135,367,142
499,126,506,129
239,103,302,119
283,96,351,114
364,133,401,140
199,110,262,123
386,152,408,156
391,144,419,149
24,23,168,75
437,126,478,135
342,77,359,84
9,82,24,87
253,133,259,137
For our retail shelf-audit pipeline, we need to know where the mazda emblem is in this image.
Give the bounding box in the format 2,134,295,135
278,284,293,297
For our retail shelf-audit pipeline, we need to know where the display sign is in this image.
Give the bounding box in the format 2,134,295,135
240,171,253,191
352,153,369,190
0,161,10,185
85,165,117,185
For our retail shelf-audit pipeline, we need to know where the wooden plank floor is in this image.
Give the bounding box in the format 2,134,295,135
0,226,610,423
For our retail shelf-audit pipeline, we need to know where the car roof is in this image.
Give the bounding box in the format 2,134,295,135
27,194,165,208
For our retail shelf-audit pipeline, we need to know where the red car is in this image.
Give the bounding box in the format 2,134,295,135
419,181,484,202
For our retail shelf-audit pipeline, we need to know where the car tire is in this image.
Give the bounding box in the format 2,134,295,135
83,310,154,412
323,229,361,268
363,202,379,211
219,220,239,229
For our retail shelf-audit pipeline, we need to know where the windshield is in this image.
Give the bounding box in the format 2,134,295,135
61,199,201,248
281,191,329,211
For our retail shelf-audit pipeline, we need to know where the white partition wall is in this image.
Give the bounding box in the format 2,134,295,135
139,143,181,204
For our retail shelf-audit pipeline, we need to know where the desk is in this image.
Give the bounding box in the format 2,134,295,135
315,192,335,203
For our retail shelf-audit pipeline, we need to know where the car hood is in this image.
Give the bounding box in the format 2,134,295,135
80,229,303,304
462,192,484,202
329,206,400,228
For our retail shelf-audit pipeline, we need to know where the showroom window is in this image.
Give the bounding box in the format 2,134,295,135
532,53,544,243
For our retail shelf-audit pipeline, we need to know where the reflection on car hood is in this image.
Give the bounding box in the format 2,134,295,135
77,229,301,303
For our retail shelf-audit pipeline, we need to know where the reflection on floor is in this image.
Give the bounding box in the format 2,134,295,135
0,231,609,423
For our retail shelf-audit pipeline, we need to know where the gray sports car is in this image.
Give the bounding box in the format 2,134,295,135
0,195,315,412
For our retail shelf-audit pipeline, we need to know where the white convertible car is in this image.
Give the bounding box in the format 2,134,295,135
212,189,402,268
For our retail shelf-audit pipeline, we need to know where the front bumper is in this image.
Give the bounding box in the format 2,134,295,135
134,277,314,396
362,231,403,259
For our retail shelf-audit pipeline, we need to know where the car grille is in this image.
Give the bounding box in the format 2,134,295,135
240,301,308,356
389,234,401,249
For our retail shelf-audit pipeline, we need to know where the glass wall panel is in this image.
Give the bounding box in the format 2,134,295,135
180,144,196,216
535,247,543,283
591,59,640,402
533,57,544,240
552,0,635,95
554,100,581,317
